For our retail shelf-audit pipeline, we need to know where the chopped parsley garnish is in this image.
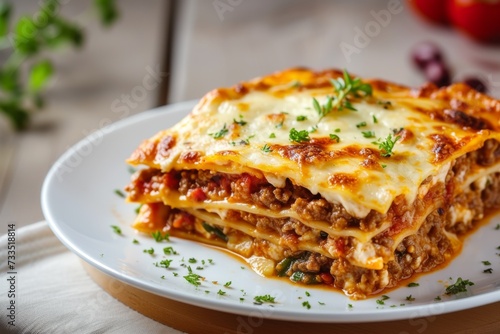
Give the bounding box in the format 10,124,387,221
361,131,375,138
217,289,226,296
208,123,228,139
208,259,213,264
183,266,203,287
240,297,245,301
482,261,491,266
445,277,474,295
289,128,310,143
143,247,154,255
296,115,307,121
132,239,139,244
163,246,178,255
483,268,493,274
261,144,272,153
381,164,387,168
173,272,178,277
318,301,325,305
269,133,276,138
407,282,419,287
305,291,310,297
114,189,125,198
376,295,389,305
302,301,311,309
152,231,170,242
224,281,232,287
161,275,165,279
329,134,340,142
372,115,378,123
378,100,392,109
435,296,441,301
110,225,122,235
156,259,173,268
253,294,276,304
405,295,415,301
372,134,400,157
135,205,142,214
334,128,341,133
356,121,367,128
348,304,353,309
188,258,197,263
196,266,203,270
495,224,500,230
233,115,247,126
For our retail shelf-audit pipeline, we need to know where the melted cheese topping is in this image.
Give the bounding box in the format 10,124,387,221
128,68,500,218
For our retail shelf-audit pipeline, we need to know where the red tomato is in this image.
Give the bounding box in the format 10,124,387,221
409,0,449,24
448,0,500,42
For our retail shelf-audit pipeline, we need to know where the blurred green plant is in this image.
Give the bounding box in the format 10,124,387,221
0,0,118,130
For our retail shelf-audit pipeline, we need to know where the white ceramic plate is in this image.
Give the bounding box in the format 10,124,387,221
42,102,500,323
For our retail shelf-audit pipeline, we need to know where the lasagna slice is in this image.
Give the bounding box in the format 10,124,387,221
125,68,500,299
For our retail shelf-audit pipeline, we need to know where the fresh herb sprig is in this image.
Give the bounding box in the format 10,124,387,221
0,0,119,130
312,70,372,124
372,134,400,157
445,277,474,295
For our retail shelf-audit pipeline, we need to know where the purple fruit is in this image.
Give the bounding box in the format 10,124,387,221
424,61,451,87
463,77,487,93
412,42,443,70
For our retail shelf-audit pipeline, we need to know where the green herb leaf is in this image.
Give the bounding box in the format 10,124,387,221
269,133,276,138
302,301,311,309
356,121,367,128
163,246,178,255
372,134,400,157
261,144,272,153
217,289,226,296
110,225,122,235
296,115,307,121
289,128,310,143
407,282,419,287
233,115,247,126
143,247,154,255
94,0,119,26
209,123,228,139
372,115,378,123
183,266,203,287
445,277,474,295
0,2,11,38
152,231,170,242
253,294,276,303
114,189,126,198
405,295,415,301
329,134,340,142
361,131,375,138
483,268,493,274
482,261,491,266
28,59,54,92
132,239,139,244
